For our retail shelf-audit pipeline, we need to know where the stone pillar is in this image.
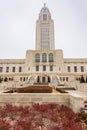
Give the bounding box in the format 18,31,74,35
70,95,84,113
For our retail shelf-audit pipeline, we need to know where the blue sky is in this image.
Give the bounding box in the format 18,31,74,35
0,0,87,59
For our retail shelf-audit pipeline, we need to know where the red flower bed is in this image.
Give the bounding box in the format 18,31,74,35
0,104,82,130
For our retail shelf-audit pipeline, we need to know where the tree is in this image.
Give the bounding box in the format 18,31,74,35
86,76,87,83
80,75,85,83
0,77,2,83
4,77,8,82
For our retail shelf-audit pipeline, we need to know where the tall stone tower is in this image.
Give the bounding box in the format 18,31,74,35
35,4,55,50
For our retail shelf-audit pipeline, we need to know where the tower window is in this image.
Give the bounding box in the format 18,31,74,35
23,77,26,81
43,14,47,21
49,53,53,62
35,53,40,62
42,53,47,62
40,28,50,50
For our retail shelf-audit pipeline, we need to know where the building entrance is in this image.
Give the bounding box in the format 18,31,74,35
42,77,45,82
28,74,59,86
37,75,51,83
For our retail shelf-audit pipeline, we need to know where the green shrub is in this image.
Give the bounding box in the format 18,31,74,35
78,111,87,120
80,75,85,83
78,111,87,124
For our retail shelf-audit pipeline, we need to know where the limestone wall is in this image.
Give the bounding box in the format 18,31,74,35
76,83,87,92
0,93,69,106
69,94,84,113
0,93,85,113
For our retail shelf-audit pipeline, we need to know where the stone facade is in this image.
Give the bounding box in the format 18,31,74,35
0,49,87,87
36,4,55,50
0,5,87,88
0,4,87,113
0,93,85,113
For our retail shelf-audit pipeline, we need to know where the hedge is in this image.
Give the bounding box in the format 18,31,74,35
16,86,52,93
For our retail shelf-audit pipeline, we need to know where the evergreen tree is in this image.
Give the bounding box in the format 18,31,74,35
4,77,8,82
86,76,87,83
80,75,85,83
0,77,2,83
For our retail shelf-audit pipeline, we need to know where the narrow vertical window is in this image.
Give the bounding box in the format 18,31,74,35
74,66,77,72
43,14,47,21
50,65,53,71
36,66,39,71
66,77,68,82
81,66,84,72
42,53,47,62
43,65,46,71
67,66,71,72
35,53,40,62
12,67,15,72
63,77,65,81
6,67,9,73
0,67,3,72
19,67,22,72
49,53,53,62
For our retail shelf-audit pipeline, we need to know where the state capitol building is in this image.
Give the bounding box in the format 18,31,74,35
0,4,87,87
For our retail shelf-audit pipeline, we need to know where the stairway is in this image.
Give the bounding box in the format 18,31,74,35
52,76,59,86
27,76,35,85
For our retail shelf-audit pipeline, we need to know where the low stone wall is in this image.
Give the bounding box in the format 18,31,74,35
76,84,87,92
0,93,69,106
69,94,84,113
0,93,84,113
